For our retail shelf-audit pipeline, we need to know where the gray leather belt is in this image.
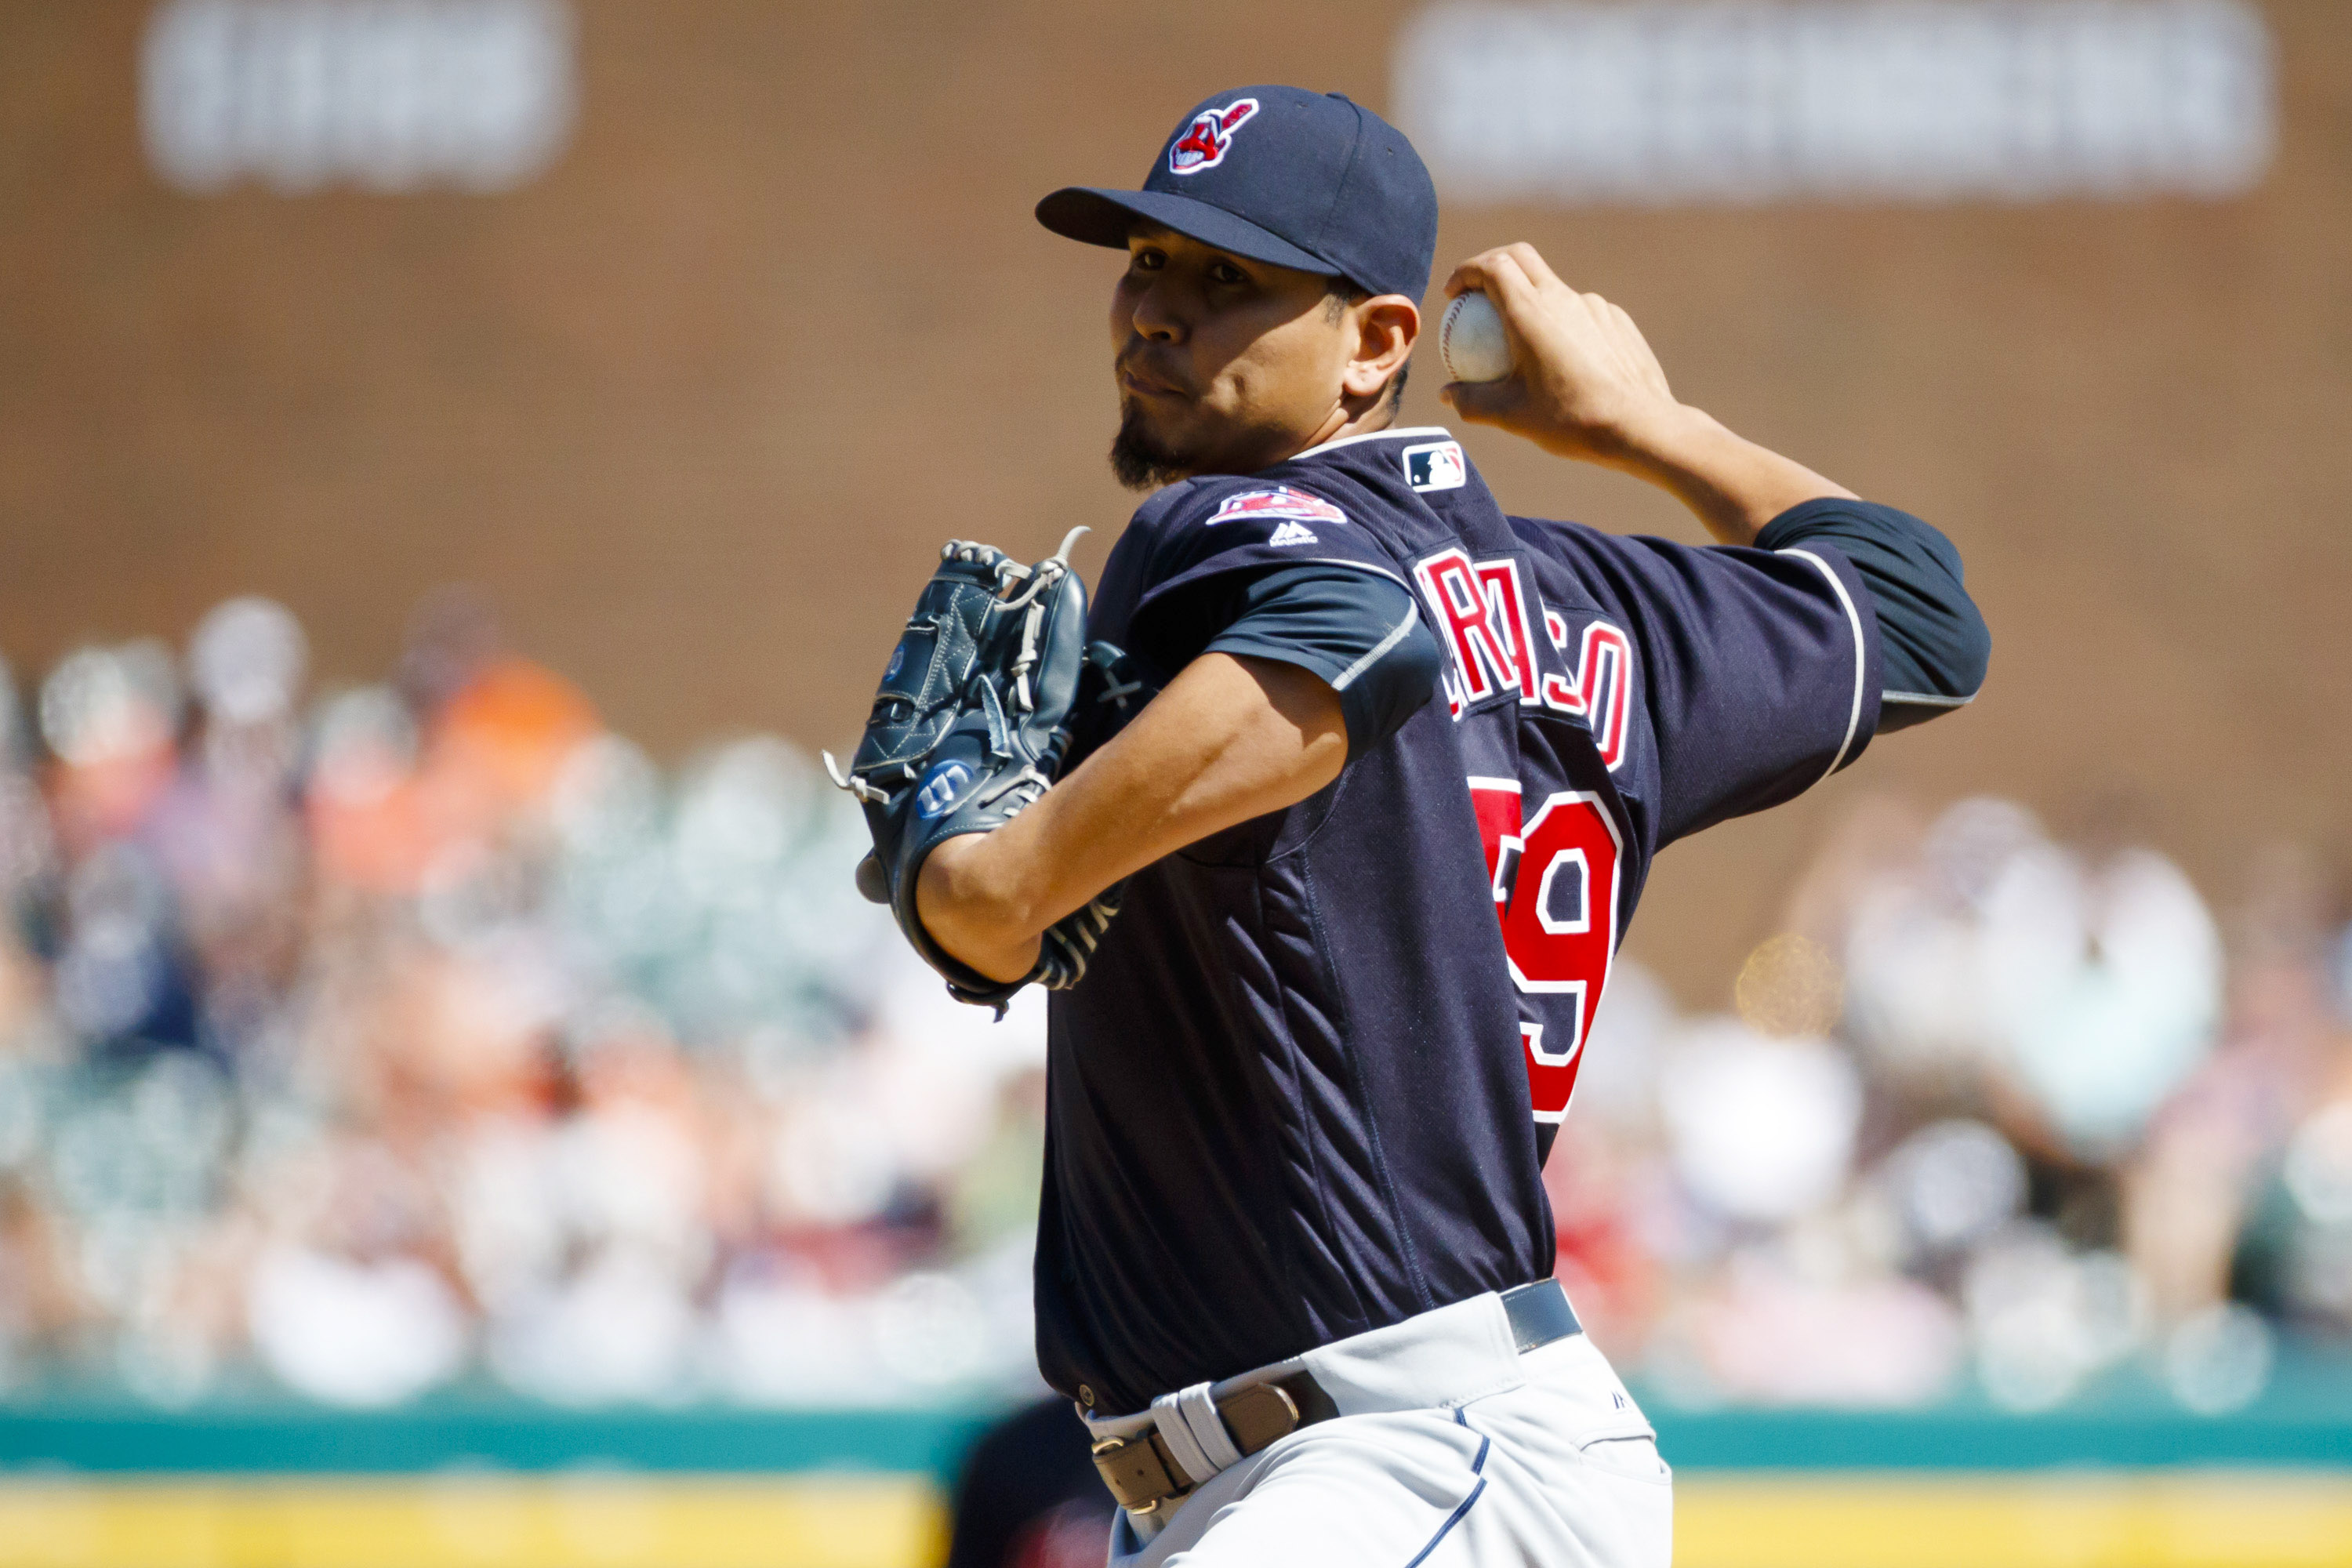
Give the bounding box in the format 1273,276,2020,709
1090,1279,1581,1515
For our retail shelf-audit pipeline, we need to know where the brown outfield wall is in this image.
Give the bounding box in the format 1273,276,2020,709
1,2,2347,999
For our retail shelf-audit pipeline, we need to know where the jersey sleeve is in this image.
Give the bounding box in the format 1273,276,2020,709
1754,498,1988,733
1128,478,1409,621
1515,514,1882,844
1200,566,1440,757
1116,477,1432,751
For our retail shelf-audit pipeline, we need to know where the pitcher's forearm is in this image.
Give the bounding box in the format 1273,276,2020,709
1612,404,1858,547
917,653,1346,979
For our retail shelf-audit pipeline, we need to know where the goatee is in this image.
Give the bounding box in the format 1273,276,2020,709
1109,401,1196,492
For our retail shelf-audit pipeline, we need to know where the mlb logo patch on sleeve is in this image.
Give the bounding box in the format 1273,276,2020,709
1403,440,1467,493
1206,486,1348,528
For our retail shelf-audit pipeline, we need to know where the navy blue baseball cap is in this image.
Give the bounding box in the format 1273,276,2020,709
1036,85,1439,303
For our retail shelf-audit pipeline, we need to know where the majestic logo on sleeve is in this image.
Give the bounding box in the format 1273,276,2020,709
1266,521,1317,546
1205,486,1347,528
1402,440,1467,492
1167,99,1261,175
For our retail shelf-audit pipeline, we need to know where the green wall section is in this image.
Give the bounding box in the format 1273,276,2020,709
5,1363,2350,1480
0,1403,991,1480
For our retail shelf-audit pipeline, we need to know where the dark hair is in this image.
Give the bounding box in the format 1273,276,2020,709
1325,280,1410,412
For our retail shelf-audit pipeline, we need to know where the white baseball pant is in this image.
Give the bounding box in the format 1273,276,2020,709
1081,1290,1674,1567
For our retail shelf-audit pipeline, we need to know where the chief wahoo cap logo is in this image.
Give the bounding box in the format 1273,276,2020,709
1168,98,1261,175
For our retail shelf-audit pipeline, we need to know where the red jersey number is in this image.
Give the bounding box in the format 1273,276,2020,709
1467,779,1623,1125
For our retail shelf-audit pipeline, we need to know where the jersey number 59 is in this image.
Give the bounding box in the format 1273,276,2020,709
1467,779,1623,1125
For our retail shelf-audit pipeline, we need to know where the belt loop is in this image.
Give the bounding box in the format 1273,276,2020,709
1176,1381,1244,1471
1149,1382,1227,1486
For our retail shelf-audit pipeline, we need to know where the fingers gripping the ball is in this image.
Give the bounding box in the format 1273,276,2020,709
1438,241,1679,459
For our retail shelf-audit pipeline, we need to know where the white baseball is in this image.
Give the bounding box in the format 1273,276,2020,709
1439,290,1513,383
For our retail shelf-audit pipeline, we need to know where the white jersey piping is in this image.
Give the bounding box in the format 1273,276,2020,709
1776,547,1867,784
1332,601,1421,691
1289,425,1454,462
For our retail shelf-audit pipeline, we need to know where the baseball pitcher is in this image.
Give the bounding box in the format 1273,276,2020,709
833,85,1990,1566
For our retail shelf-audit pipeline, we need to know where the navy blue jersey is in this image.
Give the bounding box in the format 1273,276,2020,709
1037,426,1881,1415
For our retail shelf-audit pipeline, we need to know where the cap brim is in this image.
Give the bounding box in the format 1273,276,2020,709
1035,187,1334,278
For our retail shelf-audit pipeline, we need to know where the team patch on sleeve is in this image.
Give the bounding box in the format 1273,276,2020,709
1205,486,1348,529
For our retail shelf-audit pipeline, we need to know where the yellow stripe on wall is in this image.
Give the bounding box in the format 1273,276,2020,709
1675,1472,2352,1568
0,1474,943,1568
5,1468,2350,1568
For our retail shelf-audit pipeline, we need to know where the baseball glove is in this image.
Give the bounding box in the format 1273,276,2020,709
825,528,1146,1013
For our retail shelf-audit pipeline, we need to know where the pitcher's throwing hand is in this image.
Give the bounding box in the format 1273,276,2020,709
1439,244,1679,467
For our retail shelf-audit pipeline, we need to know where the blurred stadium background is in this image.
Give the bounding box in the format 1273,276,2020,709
2,2,2349,1565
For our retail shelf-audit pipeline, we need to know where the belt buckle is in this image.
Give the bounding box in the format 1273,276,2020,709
1087,1378,1316,1518
1089,1432,1185,1516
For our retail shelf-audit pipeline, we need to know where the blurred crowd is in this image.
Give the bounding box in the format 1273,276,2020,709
0,593,1043,1410
1,597,2348,1415
1555,796,2352,1414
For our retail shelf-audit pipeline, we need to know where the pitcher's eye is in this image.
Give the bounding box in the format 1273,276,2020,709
1131,248,1167,272
1208,260,1247,285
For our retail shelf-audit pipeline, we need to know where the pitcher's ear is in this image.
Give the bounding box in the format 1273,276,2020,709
1344,296,1419,398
